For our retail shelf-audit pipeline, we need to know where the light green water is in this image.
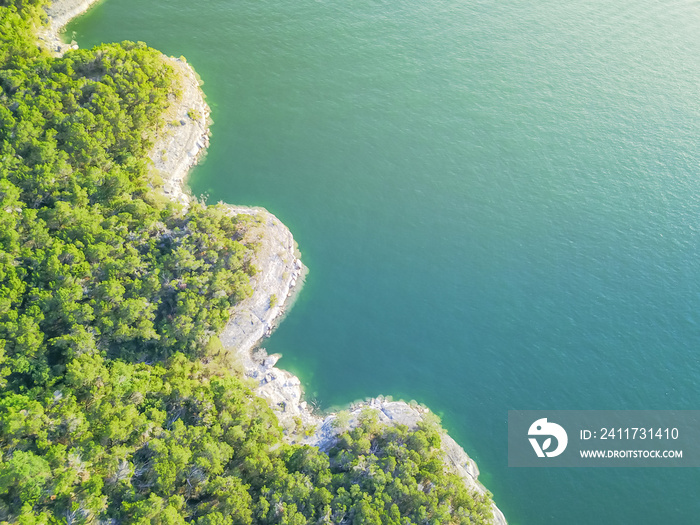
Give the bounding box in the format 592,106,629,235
69,0,700,523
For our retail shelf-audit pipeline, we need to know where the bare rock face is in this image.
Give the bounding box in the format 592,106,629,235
44,0,99,32
37,0,101,54
215,206,312,430
218,206,305,357
149,57,211,207
244,351,320,431
440,431,509,525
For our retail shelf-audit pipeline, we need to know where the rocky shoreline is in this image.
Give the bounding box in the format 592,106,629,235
37,0,101,54
149,56,211,207
39,2,506,523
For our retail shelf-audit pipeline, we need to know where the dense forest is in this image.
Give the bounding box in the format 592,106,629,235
0,1,495,523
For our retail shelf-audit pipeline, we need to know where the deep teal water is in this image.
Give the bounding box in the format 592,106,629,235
68,0,700,523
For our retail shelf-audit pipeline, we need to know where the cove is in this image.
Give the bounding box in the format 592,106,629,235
68,0,700,523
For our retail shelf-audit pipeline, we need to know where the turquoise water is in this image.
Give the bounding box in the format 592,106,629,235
68,0,700,523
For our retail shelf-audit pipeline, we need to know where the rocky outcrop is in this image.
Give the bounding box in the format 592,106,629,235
218,207,304,353
44,0,99,34
37,0,101,54
149,57,211,207
243,351,319,430
215,206,314,428
308,399,508,525
441,431,508,525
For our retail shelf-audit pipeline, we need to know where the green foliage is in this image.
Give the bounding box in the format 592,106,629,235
0,5,495,525
0,28,256,388
0,4,41,67
325,416,494,524
332,410,350,431
187,108,201,121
